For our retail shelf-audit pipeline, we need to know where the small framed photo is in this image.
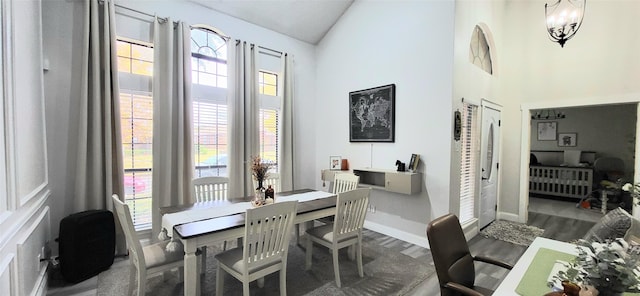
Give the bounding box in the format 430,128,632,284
537,121,557,141
558,133,577,147
330,156,342,170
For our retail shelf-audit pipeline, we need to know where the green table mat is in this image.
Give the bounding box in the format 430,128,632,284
515,247,576,296
514,247,640,296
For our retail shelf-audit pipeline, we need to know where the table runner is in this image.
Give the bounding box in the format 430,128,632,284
160,190,334,241
514,247,576,296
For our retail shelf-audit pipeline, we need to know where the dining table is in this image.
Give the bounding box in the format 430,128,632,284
494,236,640,296
159,189,337,296
493,237,578,295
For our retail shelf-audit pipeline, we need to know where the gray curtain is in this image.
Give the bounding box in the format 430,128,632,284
150,18,194,240
75,0,125,254
279,54,295,191
228,41,259,198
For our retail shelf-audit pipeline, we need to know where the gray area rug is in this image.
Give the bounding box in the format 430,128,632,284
97,229,434,295
480,220,544,246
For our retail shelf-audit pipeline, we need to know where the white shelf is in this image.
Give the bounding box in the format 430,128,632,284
353,168,422,195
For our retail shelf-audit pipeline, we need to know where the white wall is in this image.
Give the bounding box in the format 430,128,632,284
1,0,51,295
450,0,504,229
499,0,640,216
315,0,455,247
41,0,318,250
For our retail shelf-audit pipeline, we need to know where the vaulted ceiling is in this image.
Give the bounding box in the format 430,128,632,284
189,0,354,44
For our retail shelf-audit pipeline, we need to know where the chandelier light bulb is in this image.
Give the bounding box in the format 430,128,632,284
545,0,586,47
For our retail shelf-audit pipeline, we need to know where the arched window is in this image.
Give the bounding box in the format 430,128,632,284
190,26,230,178
469,25,493,75
191,26,228,87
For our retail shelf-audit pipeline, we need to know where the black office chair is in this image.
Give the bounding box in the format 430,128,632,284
427,214,513,296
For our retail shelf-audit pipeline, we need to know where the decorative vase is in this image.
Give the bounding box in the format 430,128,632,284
254,180,265,205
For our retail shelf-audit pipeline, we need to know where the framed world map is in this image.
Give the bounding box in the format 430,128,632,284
349,84,395,142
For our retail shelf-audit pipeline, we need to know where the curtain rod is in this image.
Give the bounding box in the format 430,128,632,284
98,0,167,23
101,0,230,40
237,41,284,57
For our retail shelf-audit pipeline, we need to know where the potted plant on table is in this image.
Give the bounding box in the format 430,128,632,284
549,238,640,296
250,155,273,206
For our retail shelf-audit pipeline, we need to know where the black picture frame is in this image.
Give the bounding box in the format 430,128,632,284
558,133,577,147
349,84,395,142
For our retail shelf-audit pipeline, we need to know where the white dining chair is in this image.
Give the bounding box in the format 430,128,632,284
193,176,229,202
332,172,360,194
299,173,361,243
112,194,185,296
253,172,281,192
193,176,231,264
305,188,370,288
215,201,298,296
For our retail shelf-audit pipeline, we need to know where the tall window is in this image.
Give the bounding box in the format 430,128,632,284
117,38,153,230
191,26,228,177
459,103,479,224
258,71,279,171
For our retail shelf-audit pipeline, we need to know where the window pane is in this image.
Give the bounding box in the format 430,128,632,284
199,59,215,73
264,72,277,85
191,26,228,88
131,60,153,76
117,57,131,73
117,41,131,58
259,109,278,167
200,73,216,86
131,45,152,61
191,29,206,53
193,101,228,177
117,37,153,230
263,85,277,96
258,71,278,96
217,76,227,88
217,63,227,76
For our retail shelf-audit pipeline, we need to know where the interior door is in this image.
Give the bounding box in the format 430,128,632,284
479,106,501,229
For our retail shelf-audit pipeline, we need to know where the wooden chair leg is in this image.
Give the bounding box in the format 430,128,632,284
305,237,313,270
348,245,355,260
200,246,207,275
280,268,287,296
332,247,341,287
242,281,250,296
137,266,146,296
357,241,364,278
128,264,136,296
216,266,224,296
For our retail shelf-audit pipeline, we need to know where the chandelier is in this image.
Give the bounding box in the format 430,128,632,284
531,109,566,120
545,0,586,47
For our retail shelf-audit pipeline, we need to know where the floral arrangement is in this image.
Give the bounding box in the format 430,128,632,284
622,182,640,206
250,155,273,188
549,238,640,295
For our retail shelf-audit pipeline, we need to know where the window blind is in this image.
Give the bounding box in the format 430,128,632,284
459,103,479,224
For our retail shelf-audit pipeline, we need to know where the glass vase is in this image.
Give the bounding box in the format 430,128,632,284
254,180,265,205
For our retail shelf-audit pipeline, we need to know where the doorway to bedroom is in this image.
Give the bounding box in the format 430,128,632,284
522,102,639,222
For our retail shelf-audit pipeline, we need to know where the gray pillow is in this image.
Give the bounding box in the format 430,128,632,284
583,207,632,243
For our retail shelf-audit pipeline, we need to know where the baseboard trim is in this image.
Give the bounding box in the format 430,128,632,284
497,211,521,223
363,220,429,249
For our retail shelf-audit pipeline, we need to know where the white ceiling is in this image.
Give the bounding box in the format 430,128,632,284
189,0,354,44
